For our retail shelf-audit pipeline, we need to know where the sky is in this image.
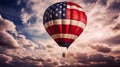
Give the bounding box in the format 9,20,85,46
0,0,120,67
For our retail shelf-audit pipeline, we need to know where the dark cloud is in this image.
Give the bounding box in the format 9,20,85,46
99,0,107,6
112,23,120,31
0,53,12,63
11,58,43,67
59,64,120,67
115,56,120,64
0,52,120,67
89,54,115,64
10,56,59,67
0,55,44,67
103,35,120,45
74,52,116,64
74,52,89,64
108,0,120,11
113,50,120,54
46,44,54,48
0,55,55,67
60,53,120,67
90,43,111,53
112,15,119,20
83,0,97,4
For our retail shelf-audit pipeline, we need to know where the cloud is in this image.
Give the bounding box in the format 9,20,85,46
115,56,120,64
98,0,107,6
17,34,39,50
73,52,116,64
110,45,120,56
108,0,120,11
103,34,120,45
89,54,115,64
0,15,39,50
74,0,120,46
60,52,120,67
74,52,89,64
83,0,97,4
0,53,13,63
0,15,20,48
7,55,60,67
112,23,120,31
89,43,111,53
0,49,119,67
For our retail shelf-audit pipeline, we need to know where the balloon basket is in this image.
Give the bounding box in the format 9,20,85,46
62,52,66,58
60,47,67,58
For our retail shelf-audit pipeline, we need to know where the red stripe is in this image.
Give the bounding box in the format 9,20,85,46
67,2,81,8
46,25,83,36
62,24,69,34
54,38,74,43
46,25,62,35
69,25,83,36
79,12,87,24
66,8,87,24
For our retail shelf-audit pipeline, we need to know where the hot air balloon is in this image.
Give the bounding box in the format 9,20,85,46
43,2,87,57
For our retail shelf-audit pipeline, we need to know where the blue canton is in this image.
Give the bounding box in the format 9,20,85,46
43,2,67,24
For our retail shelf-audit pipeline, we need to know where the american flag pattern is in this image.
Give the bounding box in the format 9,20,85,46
43,2,87,48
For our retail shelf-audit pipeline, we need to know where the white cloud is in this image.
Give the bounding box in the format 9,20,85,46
89,43,111,53
0,16,20,48
0,53,13,63
17,34,39,50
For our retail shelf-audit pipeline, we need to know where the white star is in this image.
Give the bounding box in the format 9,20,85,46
59,11,62,14
57,4,59,6
63,3,66,6
55,14,58,16
56,8,58,11
60,3,63,4
50,15,52,18
53,11,55,14
47,13,49,16
63,8,65,10
45,17,47,19
63,13,65,16
50,10,52,12
60,6,62,8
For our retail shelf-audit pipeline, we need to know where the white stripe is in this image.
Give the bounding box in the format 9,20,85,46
51,34,77,40
44,19,85,29
67,5,84,12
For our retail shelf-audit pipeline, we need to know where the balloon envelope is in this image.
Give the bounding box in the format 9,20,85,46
43,2,87,48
